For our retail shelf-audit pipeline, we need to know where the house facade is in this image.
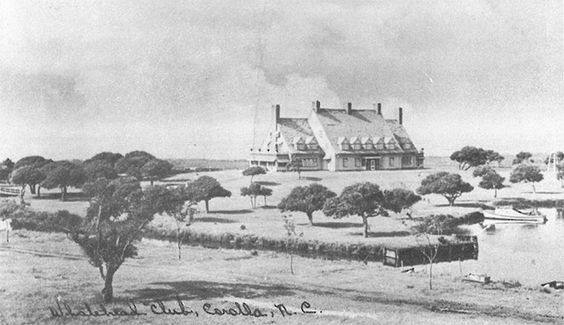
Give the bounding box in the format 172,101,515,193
249,101,424,171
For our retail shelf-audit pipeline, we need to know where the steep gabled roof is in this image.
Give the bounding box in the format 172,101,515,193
386,120,417,152
278,118,324,154
313,109,416,154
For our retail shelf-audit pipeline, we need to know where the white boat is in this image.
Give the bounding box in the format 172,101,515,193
483,207,547,223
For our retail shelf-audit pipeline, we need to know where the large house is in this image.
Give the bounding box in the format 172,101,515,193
249,101,424,171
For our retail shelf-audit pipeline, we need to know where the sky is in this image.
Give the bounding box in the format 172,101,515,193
0,0,562,161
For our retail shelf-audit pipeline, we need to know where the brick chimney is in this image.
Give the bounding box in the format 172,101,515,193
398,107,403,125
377,103,382,115
312,100,320,113
347,102,352,115
272,104,280,130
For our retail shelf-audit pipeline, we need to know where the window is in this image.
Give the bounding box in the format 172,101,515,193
302,158,318,167
389,157,395,167
364,143,373,150
343,157,349,167
402,156,412,166
309,144,319,150
353,143,362,150
355,158,361,167
340,143,350,151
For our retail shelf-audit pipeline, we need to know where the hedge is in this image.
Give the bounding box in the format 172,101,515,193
143,227,385,262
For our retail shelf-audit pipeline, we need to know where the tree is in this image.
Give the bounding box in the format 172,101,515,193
242,166,266,184
10,166,46,198
416,172,474,206
141,159,173,185
0,169,10,183
142,185,195,260
449,146,488,170
287,158,303,179
513,152,532,165
323,182,389,238
83,160,118,182
478,170,505,198
83,152,123,167
1,158,15,182
558,162,564,188
484,150,504,165
510,164,543,193
282,214,303,275
14,156,51,170
472,165,495,178
41,161,87,201
186,176,231,213
2,158,14,170
70,177,164,302
410,215,465,290
382,188,422,215
278,184,336,225
13,156,52,194
241,182,272,209
115,151,156,178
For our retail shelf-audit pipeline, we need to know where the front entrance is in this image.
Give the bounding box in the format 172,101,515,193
366,158,381,171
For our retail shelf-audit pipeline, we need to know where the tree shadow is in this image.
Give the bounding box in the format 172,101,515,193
255,181,281,186
311,222,363,228
259,205,278,209
522,191,563,194
302,176,322,182
349,231,411,238
193,217,236,224
125,280,295,302
208,209,253,215
33,192,89,202
434,202,494,209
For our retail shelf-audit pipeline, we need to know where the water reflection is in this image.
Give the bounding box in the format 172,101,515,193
434,208,563,286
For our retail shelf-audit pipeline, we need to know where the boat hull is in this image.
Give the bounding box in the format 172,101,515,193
483,210,547,223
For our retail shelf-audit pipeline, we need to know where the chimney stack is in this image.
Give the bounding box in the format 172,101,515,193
312,100,320,113
377,103,382,115
347,102,352,115
272,104,281,130
398,107,403,125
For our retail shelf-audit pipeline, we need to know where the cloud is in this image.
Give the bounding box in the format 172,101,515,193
0,0,562,159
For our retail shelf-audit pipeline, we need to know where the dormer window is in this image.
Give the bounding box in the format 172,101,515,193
361,137,373,150
375,137,385,150
386,138,397,150
305,136,318,150
337,137,349,150
350,137,362,150
292,137,305,151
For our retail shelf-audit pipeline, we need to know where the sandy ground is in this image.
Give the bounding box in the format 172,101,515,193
0,230,562,325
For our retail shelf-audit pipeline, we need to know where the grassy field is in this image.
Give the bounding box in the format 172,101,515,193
19,164,564,247
1,230,562,324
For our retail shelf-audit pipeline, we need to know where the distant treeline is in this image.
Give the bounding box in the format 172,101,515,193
169,159,248,172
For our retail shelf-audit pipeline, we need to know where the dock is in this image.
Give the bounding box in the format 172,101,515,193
383,235,478,267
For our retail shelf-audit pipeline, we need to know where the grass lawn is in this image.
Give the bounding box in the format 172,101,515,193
0,230,562,324
17,164,564,247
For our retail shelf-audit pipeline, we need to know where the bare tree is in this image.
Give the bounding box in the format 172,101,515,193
282,214,303,275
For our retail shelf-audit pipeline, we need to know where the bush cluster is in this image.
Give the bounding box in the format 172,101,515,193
0,200,82,232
